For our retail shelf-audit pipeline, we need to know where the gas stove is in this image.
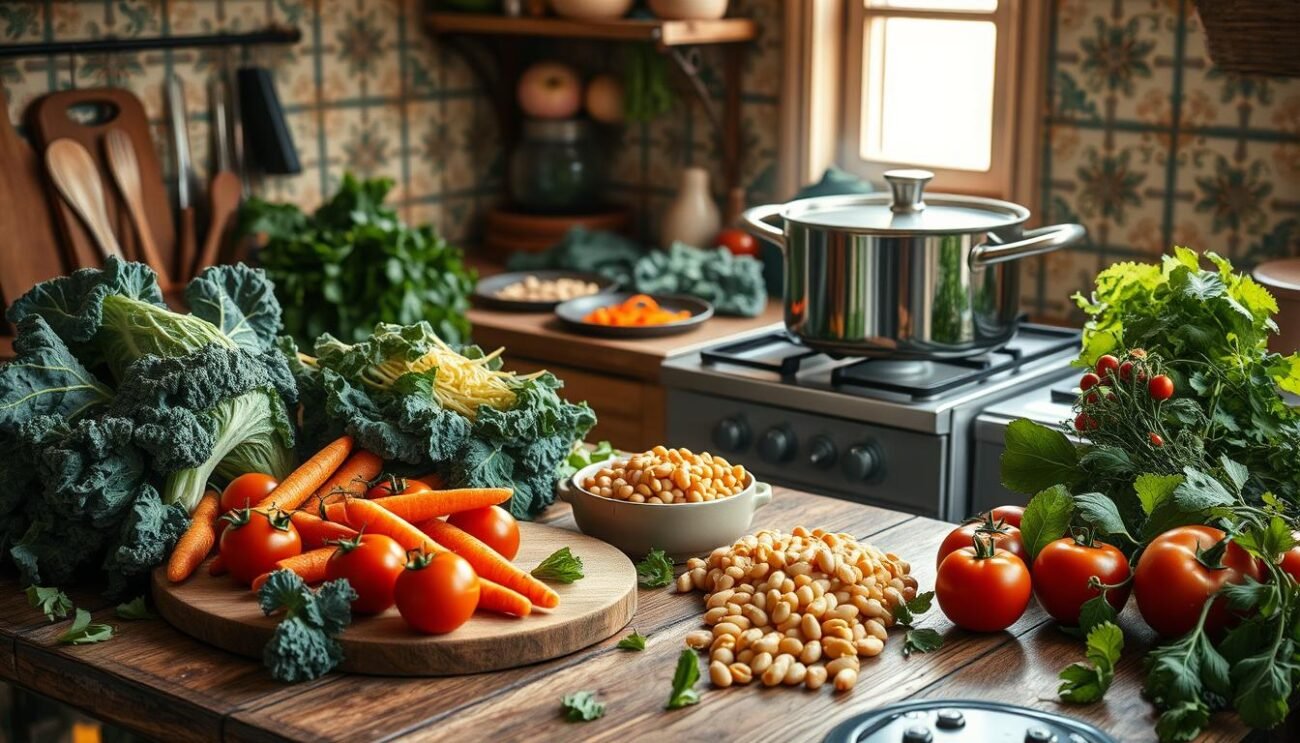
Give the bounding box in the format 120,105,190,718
661,324,1081,521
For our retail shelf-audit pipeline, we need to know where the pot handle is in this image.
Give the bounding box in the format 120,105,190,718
752,481,773,511
969,223,1086,267
556,477,575,503
741,203,787,250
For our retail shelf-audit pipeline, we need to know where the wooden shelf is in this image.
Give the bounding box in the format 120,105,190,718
426,13,757,47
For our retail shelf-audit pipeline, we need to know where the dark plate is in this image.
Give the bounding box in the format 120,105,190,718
555,293,714,338
473,270,618,312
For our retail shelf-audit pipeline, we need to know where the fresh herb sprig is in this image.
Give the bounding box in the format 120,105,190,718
532,548,585,584
635,548,674,589
561,691,605,722
666,649,701,709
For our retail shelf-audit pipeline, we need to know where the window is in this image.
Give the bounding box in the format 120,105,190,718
840,0,1029,198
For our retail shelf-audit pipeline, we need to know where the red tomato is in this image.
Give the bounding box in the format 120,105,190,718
1031,536,1132,625
1118,361,1134,382
1281,545,1300,582
1079,373,1101,391
1074,413,1098,432
1149,432,1164,447
220,473,279,513
936,516,1025,569
326,534,407,614
936,542,1032,632
1095,355,1120,380
395,552,480,634
367,476,433,499
219,509,302,585
1148,375,1175,401
448,506,521,560
1133,525,1262,638
715,228,759,257
989,505,1025,528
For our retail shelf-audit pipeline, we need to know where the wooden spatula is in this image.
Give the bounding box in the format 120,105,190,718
45,138,123,262
104,128,171,286
197,170,242,273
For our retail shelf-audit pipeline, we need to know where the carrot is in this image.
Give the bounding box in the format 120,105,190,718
255,435,354,512
418,519,558,609
290,511,358,549
310,450,383,508
326,488,511,524
335,498,444,553
477,579,531,617
250,547,335,592
208,554,227,576
166,489,221,582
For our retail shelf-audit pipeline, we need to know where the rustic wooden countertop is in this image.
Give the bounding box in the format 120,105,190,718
0,488,1252,743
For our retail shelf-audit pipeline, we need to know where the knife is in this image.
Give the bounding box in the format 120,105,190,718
165,73,197,282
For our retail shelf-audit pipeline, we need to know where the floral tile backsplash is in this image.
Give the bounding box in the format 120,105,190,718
1031,0,1300,321
0,0,500,244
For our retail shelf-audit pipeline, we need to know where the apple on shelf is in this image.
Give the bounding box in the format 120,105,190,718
517,61,583,120
585,74,623,125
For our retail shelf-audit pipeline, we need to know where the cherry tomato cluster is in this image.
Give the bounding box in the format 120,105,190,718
1073,349,1175,438
934,506,1131,632
215,471,521,635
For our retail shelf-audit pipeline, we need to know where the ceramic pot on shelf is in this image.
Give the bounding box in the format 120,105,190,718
660,167,722,249
549,0,634,20
648,0,729,20
1254,258,1300,354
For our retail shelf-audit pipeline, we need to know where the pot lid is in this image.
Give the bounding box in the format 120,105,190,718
783,169,1029,234
1254,258,1300,297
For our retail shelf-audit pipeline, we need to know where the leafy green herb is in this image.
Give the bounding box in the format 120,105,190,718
1019,485,1075,561
561,690,605,722
1000,419,1081,495
903,628,944,657
25,585,72,622
1134,473,1183,515
1058,621,1123,703
258,570,357,682
114,596,154,620
532,548,585,584
616,630,647,651
635,548,674,589
1072,492,1135,543
892,590,934,627
1076,594,1118,635
666,648,701,709
57,608,114,645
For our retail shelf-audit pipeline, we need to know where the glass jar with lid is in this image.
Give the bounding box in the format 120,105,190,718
508,119,604,214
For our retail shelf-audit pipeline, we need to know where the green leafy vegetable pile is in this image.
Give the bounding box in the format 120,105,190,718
0,258,296,596
1001,249,1300,741
284,321,596,518
240,173,475,347
258,569,357,682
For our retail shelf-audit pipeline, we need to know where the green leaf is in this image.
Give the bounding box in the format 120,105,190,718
1172,468,1235,511
1230,647,1293,729
1220,456,1249,494
617,631,647,651
1000,419,1080,495
57,608,114,645
903,628,944,657
561,690,605,722
1058,621,1123,703
114,596,155,620
1233,516,1295,562
893,590,934,628
1072,492,1135,542
531,547,585,584
666,648,701,709
1134,473,1183,516
635,548,674,589
25,585,72,622
1019,485,1074,561
1077,594,1118,634
1155,700,1210,742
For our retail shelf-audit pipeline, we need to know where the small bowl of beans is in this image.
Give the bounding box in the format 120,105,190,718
559,446,773,558
473,270,616,312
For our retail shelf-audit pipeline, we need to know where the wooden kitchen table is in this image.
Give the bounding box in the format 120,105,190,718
0,488,1254,743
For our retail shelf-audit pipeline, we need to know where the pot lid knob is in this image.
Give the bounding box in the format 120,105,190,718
884,169,934,214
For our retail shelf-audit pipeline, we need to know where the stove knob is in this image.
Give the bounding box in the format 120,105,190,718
758,427,796,463
808,436,837,469
712,417,750,453
842,443,881,482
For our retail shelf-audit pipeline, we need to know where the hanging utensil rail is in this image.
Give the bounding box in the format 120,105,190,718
0,25,300,58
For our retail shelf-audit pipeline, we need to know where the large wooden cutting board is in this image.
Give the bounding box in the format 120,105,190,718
151,522,637,676
0,87,65,325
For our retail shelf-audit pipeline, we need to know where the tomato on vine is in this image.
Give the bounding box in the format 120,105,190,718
1095,355,1120,380
219,508,302,585
1148,432,1164,447
395,551,480,634
1133,525,1261,638
1031,532,1131,625
1079,372,1101,391
936,512,1025,568
325,533,407,614
1074,413,1098,432
1148,375,1174,401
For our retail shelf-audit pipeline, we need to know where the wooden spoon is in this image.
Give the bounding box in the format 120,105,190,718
196,170,242,274
45,138,123,262
103,128,171,286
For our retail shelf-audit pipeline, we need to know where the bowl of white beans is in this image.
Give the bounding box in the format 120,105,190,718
473,270,616,312
558,446,774,558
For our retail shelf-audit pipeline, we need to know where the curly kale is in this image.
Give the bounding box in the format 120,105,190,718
258,570,356,682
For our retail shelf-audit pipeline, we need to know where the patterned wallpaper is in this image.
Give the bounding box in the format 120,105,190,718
1028,0,1300,320
0,0,500,243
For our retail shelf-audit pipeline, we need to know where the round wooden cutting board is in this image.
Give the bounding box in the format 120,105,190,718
151,522,637,676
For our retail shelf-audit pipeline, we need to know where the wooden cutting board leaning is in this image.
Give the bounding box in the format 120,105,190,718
0,88,65,326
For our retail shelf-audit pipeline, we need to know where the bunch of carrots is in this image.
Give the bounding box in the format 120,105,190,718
582,294,691,327
165,435,559,627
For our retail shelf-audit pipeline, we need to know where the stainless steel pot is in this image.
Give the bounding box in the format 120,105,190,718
742,169,1086,359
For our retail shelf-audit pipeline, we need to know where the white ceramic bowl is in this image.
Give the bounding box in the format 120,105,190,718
549,0,635,20
558,459,773,559
648,0,729,20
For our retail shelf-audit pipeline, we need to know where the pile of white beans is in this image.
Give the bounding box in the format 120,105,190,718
679,527,917,693
582,446,747,504
494,275,600,302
